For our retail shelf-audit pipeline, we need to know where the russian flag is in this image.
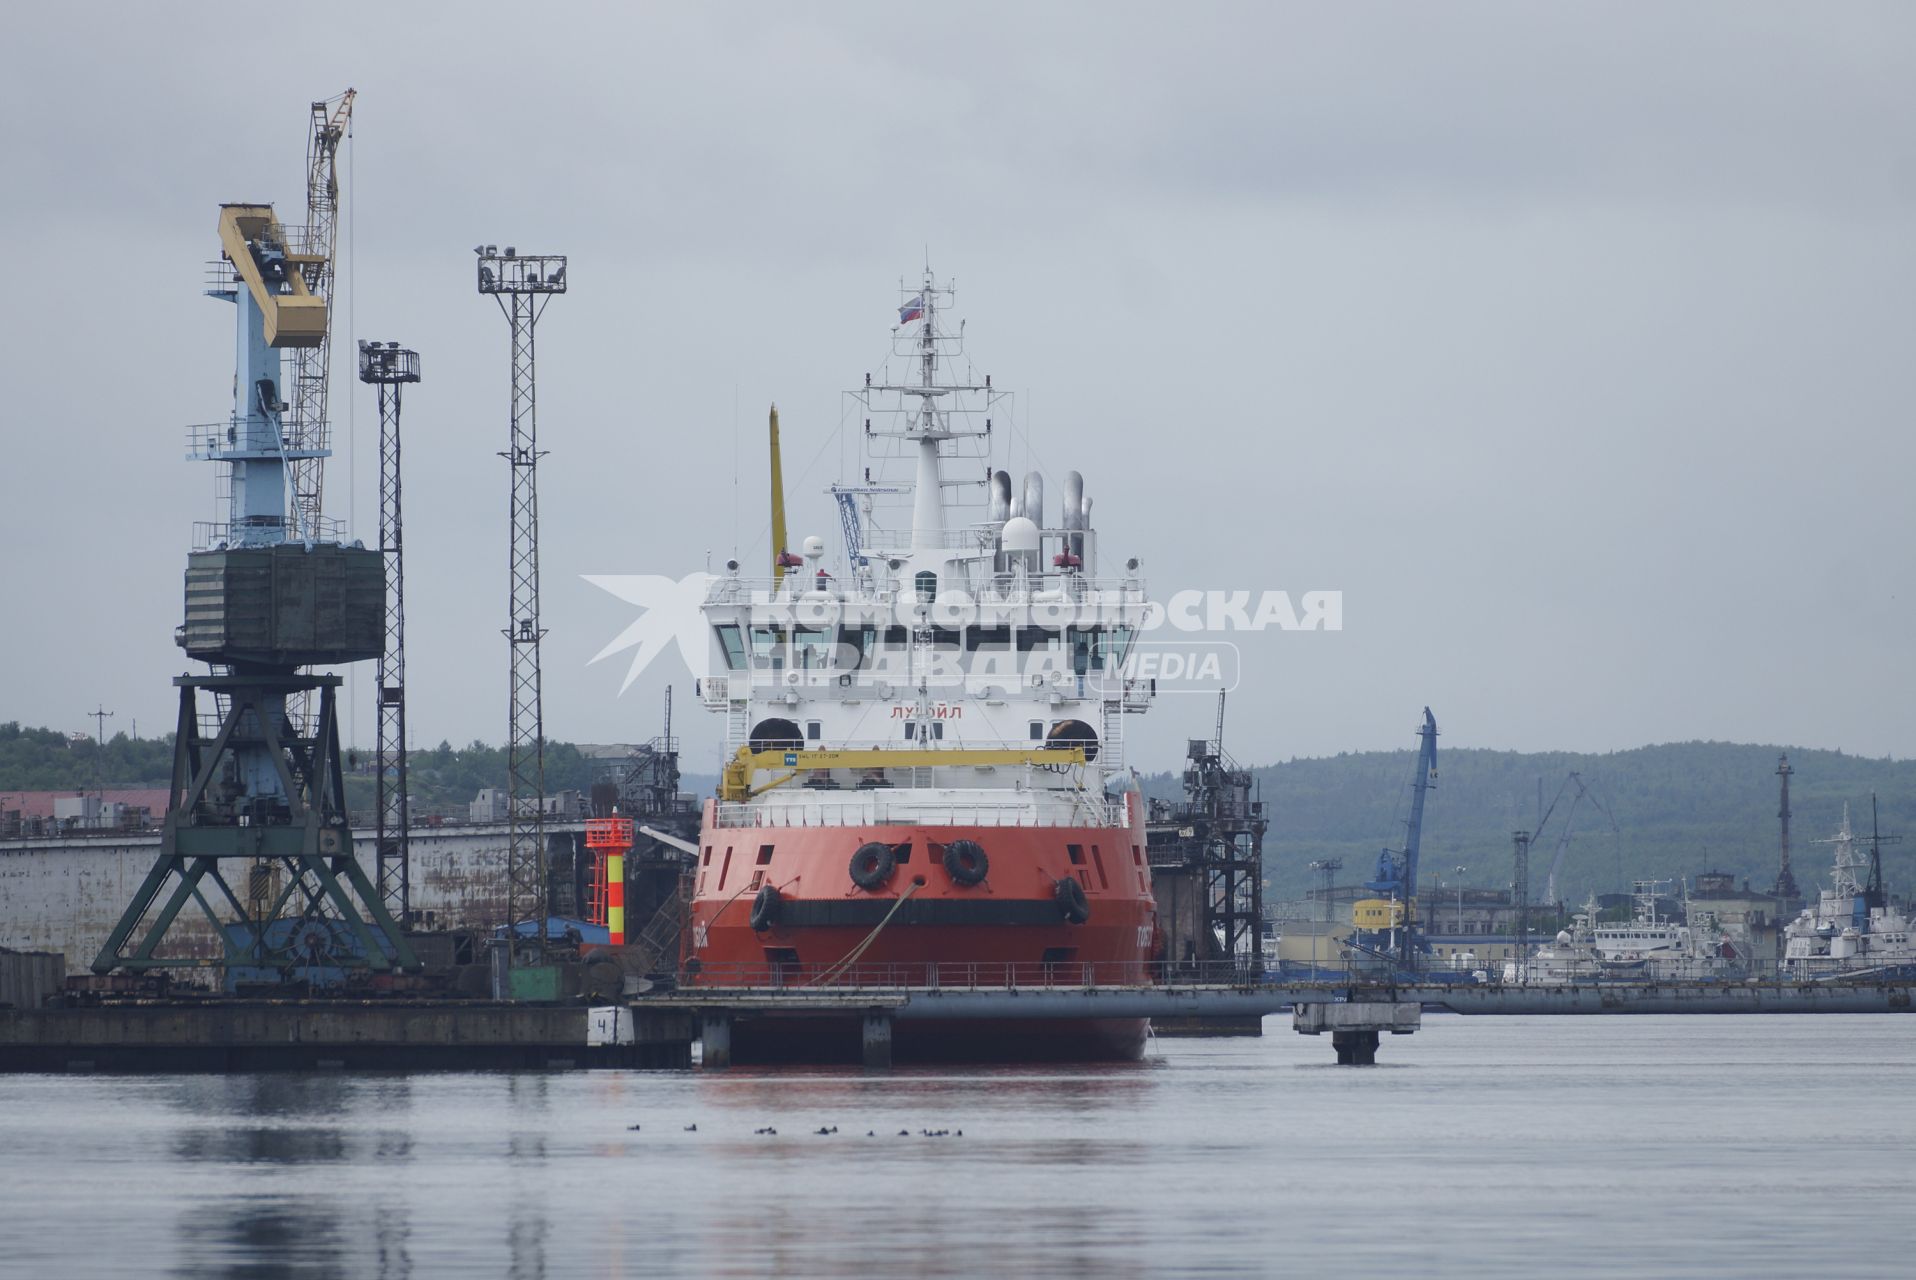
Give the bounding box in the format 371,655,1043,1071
898,293,925,324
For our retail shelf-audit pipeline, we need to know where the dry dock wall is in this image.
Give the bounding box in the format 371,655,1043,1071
0,826,562,973
0,1002,695,1071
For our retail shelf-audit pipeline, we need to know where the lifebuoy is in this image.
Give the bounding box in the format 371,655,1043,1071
749,884,781,931
849,842,896,891
943,839,989,886
1055,876,1090,925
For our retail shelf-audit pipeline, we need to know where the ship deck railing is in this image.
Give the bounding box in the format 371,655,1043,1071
702,572,1148,608
709,796,1130,830
671,957,1916,996
698,670,1148,708
679,958,1270,993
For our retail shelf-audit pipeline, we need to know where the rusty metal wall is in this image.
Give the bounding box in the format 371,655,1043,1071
1150,864,1217,968
0,949,65,1008
0,825,577,975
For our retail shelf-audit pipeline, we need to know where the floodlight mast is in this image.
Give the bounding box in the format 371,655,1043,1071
477,246,567,962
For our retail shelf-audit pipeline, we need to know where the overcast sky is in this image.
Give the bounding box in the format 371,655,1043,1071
2,3,1912,774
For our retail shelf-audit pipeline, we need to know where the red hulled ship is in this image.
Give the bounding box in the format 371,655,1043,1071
683,271,1159,1062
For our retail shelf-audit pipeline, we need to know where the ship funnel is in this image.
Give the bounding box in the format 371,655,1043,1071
1022,472,1045,530
989,470,1013,524
1063,471,1085,559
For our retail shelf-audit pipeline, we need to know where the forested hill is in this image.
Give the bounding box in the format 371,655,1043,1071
1142,742,1916,907
0,723,617,817
10,719,1912,905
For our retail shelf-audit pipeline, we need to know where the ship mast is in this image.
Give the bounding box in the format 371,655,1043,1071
857,268,998,564
909,269,947,549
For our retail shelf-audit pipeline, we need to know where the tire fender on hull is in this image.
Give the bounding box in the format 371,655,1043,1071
749,884,782,931
1055,876,1091,925
943,839,989,886
849,842,897,891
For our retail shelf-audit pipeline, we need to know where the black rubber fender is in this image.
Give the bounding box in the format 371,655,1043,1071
1055,876,1091,925
749,883,782,931
849,842,897,891
943,839,989,886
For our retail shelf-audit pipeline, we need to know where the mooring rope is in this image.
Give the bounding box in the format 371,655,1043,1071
808,882,922,988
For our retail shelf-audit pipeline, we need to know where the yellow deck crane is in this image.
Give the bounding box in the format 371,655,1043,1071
719,745,1091,803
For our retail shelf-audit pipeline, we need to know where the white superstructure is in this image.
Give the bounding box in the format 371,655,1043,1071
1782,805,1916,977
1586,881,1747,981
695,271,1156,831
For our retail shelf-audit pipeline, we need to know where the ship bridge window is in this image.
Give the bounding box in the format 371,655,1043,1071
1066,628,1097,675
793,626,831,670
884,625,909,648
930,626,961,651
1017,626,1061,652
914,571,938,603
966,625,1011,652
835,624,876,669
1067,626,1109,674
749,626,788,671
714,624,746,670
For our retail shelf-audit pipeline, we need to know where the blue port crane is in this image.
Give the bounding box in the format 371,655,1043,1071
1364,707,1438,965
829,481,906,576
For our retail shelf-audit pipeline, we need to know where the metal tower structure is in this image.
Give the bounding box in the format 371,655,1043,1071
1306,857,1343,925
1511,829,1532,980
477,245,567,958
286,90,355,540
360,340,420,925
94,203,413,977
1861,794,1901,912
1771,754,1801,907
1146,692,1267,968
87,704,114,810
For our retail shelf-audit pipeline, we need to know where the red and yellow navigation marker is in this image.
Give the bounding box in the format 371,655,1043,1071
584,818,635,945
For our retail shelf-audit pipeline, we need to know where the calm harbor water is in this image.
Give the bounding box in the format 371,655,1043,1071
1,1014,1911,1278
